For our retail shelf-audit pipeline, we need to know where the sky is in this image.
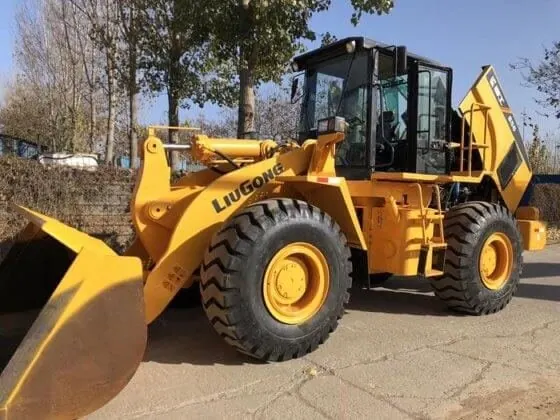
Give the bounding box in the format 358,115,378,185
1,0,559,139
0,0,18,97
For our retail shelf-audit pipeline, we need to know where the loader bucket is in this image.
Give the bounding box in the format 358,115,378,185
0,206,146,420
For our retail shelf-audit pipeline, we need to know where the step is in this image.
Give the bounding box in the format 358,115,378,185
413,214,444,221
425,269,444,277
428,243,447,249
460,144,490,149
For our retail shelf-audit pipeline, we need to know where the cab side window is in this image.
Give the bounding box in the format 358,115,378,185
416,66,450,174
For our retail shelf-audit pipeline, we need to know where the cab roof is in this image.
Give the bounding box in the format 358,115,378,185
292,36,448,70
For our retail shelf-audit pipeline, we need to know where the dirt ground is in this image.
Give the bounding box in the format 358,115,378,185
447,379,560,419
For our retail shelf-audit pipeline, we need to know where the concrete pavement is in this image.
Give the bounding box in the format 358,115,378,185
87,244,560,419
1,245,559,419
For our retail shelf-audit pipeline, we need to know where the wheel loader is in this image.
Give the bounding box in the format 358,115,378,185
0,37,547,419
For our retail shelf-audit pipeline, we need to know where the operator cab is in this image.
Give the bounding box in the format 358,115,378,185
291,37,453,179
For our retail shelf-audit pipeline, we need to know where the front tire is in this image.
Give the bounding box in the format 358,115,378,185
199,198,352,361
430,201,523,315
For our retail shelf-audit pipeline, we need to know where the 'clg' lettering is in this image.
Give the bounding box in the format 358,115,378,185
489,74,507,107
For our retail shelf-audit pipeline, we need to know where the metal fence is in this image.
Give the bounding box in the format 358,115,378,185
0,135,47,159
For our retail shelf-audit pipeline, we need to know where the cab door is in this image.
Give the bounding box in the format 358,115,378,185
408,62,452,174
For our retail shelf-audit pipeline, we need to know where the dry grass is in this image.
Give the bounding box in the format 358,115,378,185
547,224,560,243
0,156,136,258
530,184,560,243
531,184,560,223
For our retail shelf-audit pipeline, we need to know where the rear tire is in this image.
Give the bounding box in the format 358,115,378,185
199,198,352,361
430,201,523,315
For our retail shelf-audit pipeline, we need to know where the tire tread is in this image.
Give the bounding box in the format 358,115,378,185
430,201,522,315
200,198,352,361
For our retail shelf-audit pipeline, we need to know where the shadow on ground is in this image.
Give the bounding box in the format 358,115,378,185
143,277,454,367
144,306,253,366
522,262,560,279
0,279,448,371
369,274,434,293
348,280,451,317
515,262,560,302
517,283,560,302
7,267,549,371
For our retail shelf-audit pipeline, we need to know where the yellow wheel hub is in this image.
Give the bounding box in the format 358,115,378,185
479,232,513,290
263,242,330,325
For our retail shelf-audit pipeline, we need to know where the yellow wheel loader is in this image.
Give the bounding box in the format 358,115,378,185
0,37,547,419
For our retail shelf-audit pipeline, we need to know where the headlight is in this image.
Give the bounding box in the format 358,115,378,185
317,116,347,135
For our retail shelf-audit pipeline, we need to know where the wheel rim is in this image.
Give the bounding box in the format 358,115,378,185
263,242,330,325
479,232,513,290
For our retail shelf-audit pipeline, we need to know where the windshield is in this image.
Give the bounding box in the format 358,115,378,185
299,51,370,166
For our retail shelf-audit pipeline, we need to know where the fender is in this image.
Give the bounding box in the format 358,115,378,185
277,175,368,251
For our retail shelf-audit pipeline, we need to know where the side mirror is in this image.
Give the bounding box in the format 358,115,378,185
291,77,299,103
396,45,408,76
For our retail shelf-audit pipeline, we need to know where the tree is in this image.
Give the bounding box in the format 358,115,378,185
6,0,97,152
2,0,136,160
511,41,560,119
68,0,104,152
527,124,552,173
189,82,303,143
69,0,122,164
320,32,338,46
209,0,394,139
254,84,300,141
117,0,142,168
70,0,152,166
0,76,54,146
137,0,237,169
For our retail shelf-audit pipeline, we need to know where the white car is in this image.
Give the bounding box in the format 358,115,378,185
38,153,99,171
